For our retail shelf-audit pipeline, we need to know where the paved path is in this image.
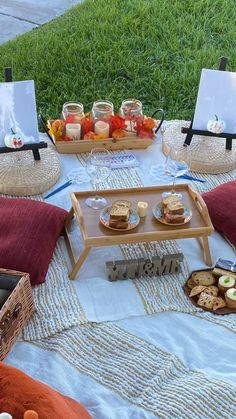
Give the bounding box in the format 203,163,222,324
0,0,82,44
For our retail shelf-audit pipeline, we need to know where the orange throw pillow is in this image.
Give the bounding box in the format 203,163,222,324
0,362,91,419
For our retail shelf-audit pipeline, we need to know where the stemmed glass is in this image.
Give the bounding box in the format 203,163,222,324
164,147,190,198
85,148,111,209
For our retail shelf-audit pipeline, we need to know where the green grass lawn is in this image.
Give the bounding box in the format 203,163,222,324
0,0,236,120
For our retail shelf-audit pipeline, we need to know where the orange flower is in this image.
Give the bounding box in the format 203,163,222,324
94,134,108,140
138,129,154,139
83,117,93,134
47,119,64,140
110,115,127,131
112,128,126,139
84,131,95,140
142,117,157,130
64,115,75,124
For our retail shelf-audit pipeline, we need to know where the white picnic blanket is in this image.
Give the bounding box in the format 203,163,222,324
5,127,236,418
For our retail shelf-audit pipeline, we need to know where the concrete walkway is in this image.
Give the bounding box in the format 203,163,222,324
0,0,82,44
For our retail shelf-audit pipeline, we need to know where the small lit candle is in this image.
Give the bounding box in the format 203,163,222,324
94,120,110,137
24,411,39,419
66,123,81,140
137,201,148,217
125,120,136,137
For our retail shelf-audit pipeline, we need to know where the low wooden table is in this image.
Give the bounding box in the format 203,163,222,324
64,184,214,280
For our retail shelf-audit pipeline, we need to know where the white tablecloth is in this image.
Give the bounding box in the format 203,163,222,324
5,135,236,419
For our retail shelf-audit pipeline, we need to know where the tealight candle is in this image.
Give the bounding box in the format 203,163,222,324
24,411,39,419
137,201,148,217
0,413,13,419
94,120,110,137
66,123,81,140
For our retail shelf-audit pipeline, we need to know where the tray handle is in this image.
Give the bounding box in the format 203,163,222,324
71,193,85,230
189,186,212,225
151,109,165,133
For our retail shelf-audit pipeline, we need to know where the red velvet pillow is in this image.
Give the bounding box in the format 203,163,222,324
0,197,67,285
0,362,91,418
202,180,236,246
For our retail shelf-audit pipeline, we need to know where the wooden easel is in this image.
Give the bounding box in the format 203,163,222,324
182,57,235,151
0,67,47,160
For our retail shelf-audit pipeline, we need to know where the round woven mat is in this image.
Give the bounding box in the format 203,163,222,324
162,120,236,174
0,147,60,196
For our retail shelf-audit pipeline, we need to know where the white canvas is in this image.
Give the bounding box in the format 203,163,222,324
0,80,39,146
192,68,236,134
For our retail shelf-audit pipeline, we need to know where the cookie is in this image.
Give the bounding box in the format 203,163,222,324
197,292,215,310
187,278,197,289
189,285,207,297
212,297,226,311
202,286,218,297
191,271,215,286
213,268,236,280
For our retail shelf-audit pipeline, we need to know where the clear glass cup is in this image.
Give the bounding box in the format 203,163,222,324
85,148,111,209
92,100,114,138
120,99,143,118
164,147,190,198
62,102,85,123
120,99,143,135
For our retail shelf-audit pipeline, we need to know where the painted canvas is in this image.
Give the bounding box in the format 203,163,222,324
0,80,39,147
193,69,236,134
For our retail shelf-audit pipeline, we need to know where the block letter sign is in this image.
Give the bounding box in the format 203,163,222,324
106,253,183,281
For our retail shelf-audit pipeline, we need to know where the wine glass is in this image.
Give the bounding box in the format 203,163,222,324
85,148,111,209
164,147,190,198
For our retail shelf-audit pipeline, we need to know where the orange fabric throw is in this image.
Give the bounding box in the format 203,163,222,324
0,362,91,419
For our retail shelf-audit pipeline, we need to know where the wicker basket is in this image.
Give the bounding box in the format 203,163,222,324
0,269,35,361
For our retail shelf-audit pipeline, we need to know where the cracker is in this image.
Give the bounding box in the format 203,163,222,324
212,297,226,311
192,271,215,286
187,278,197,289
189,285,207,297
202,286,218,297
197,292,215,310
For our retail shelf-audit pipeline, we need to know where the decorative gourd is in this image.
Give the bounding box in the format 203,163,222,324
4,128,25,149
207,115,226,134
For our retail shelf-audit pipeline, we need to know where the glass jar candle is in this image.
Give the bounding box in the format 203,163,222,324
62,102,85,140
120,99,143,137
92,100,114,138
120,98,143,118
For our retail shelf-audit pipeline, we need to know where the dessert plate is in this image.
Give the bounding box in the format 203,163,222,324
153,203,192,226
100,207,140,231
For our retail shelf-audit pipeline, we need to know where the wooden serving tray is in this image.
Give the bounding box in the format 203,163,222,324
64,184,214,279
55,136,153,154
184,269,236,315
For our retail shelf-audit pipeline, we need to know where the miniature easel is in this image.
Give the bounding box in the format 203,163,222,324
0,67,47,160
182,57,235,151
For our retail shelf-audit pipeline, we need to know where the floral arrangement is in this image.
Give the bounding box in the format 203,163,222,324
47,113,157,142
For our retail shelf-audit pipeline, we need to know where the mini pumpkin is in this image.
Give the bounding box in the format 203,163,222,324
4,128,25,149
207,115,226,134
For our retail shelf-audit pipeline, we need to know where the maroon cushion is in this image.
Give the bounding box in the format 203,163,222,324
0,197,67,285
202,180,236,246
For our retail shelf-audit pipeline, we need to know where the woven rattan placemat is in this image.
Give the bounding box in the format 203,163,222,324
162,120,236,174
0,147,60,195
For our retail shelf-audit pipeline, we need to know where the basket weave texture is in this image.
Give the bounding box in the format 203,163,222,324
0,147,60,196
162,120,236,174
0,269,35,361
